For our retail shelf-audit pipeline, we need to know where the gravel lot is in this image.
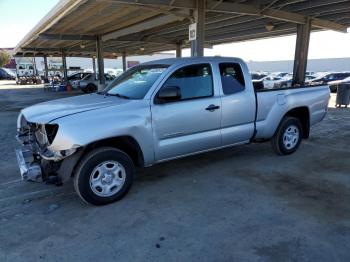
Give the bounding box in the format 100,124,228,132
0,80,349,261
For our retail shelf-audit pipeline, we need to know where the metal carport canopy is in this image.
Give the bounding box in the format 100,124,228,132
14,0,350,58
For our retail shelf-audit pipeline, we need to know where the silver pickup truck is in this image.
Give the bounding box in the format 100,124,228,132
16,57,330,205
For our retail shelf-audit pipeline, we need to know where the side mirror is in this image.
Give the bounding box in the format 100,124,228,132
156,86,181,103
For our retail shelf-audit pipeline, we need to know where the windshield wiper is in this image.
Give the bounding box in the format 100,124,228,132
106,93,131,99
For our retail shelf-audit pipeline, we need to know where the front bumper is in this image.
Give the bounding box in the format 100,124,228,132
15,148,42,182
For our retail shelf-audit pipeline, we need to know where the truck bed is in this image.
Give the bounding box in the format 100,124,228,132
254,85,330,139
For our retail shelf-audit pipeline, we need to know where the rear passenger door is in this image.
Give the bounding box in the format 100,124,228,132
218,63,256,145
151,63,222,161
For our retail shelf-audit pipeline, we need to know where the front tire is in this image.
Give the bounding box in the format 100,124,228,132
74,147,134,205
86,83,97,93
271,117,302,155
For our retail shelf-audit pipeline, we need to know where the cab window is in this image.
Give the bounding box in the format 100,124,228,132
162,63,213,100
219,63,245,95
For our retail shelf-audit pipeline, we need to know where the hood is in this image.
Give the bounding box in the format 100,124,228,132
21,93,131,123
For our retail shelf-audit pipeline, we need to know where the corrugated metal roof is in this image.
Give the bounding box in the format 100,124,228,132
14,0,350,57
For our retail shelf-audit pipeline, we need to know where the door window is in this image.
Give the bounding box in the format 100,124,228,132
162,63,213,100
219,63,245,95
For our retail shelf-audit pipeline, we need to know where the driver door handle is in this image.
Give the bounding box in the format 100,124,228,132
205,104,220,111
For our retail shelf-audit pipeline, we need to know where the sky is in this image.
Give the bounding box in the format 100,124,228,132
1,0,350,62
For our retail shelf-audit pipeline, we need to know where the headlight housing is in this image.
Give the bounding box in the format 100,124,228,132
34,124,59,147
45,124,59,144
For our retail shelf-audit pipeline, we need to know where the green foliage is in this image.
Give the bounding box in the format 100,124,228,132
0,51,11,67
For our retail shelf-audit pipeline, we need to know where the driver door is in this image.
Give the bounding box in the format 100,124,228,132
151,63,221,161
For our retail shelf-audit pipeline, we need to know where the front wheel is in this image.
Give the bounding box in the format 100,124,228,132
86,83,97,93
271,117,302,155
74,147,134,205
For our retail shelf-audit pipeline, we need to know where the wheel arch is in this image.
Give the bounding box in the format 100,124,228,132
68,135,144,180
284,106,310,138
83,136,145,167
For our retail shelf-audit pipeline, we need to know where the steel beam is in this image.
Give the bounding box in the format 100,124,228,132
191,0,205,57
112,0,347,32
292,18,311,86
96,36,105,88
38,34,96,41
102,13,188,42
43,55,49,79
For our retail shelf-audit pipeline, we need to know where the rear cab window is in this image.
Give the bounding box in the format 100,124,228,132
219,63,245,95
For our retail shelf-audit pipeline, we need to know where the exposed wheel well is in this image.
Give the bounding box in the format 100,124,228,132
81,136,144,167
285,107,310,138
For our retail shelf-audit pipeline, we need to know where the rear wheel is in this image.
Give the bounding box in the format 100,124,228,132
74,147,134,205
271,117,302,155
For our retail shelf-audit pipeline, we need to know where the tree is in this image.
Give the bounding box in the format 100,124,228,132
0,51,11,67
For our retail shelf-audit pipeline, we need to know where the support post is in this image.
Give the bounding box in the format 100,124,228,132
292,18,311,86
92,57,96,80
43,55,49,79
61,50,68,83
191,0,205,57
176,42,182,58
122,51,127,72
33,55,37,75
96,35,105,90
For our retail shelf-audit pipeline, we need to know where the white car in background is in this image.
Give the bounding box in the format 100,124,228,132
273,75,316,89
78,73,115,93
262,72,291,89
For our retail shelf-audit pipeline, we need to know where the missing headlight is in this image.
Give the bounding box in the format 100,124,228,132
45,124,59,144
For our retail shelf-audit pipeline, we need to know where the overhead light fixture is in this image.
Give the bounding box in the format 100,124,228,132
140,47,145,51
265,23,275,32
80,44,86,49
112,52,117,56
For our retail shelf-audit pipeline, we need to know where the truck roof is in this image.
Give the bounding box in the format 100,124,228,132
142,56,245,66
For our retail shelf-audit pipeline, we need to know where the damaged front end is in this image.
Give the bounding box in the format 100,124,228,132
16,113,79,183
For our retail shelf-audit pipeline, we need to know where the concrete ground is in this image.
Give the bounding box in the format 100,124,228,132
0,80,349,262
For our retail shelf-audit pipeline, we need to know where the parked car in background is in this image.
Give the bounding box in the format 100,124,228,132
105,68,123,77
68,72,91,89
307,72,350,92
78,73,115,93
261,72,291,89
273,75,316,89
0,68,16,80
250,72,267,80
16,57,330,205
328,76,350,92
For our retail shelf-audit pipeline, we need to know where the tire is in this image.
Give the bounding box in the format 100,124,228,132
271,117,302,155
74,147,134,205
86,83,97,93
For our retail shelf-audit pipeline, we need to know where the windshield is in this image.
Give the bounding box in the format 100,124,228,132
3,68,16,76
104,64,168,99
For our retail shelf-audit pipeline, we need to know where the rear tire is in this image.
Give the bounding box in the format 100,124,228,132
271,117,302,155
74,147,134,205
